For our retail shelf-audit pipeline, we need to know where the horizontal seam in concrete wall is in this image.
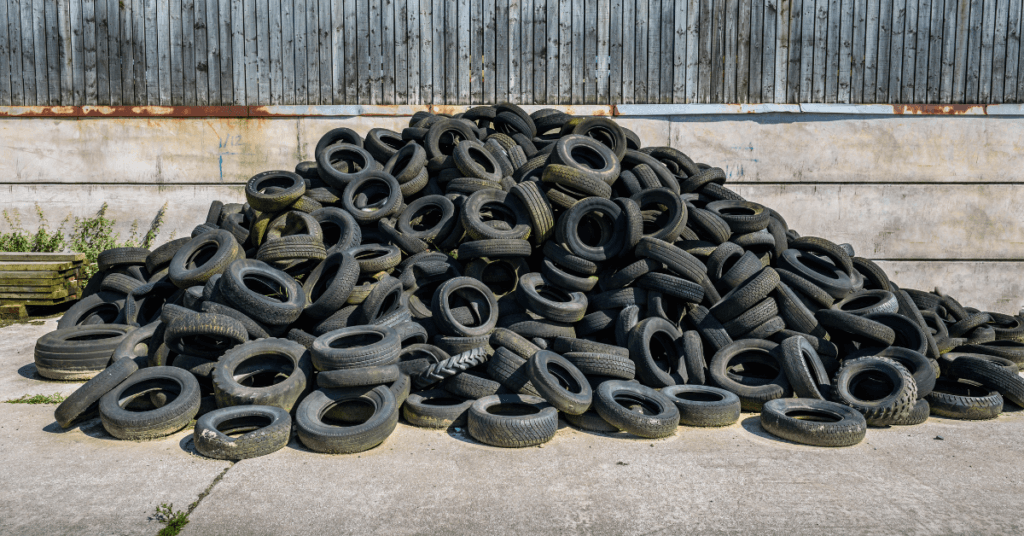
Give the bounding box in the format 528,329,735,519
3,103,1024,118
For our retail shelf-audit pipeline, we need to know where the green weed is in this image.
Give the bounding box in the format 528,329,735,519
152,503,189,536
4,393,66,404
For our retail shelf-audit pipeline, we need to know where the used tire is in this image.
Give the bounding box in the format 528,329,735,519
760,398,867,447
660,385,741,427
99,366,201,440
193,405,292,460
467,394,558,447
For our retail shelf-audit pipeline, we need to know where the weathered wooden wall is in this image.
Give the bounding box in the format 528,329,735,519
1,0,1023,105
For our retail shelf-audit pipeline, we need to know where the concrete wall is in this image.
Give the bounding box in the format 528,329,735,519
1,112,1021,313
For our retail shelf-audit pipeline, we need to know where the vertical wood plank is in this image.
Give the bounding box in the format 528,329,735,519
698,0,711,102
171,0,184,104
47,0,62,104
749,0,763,102
598,0,609,103
852,0,867,101
658,0,672,102
785,0,802,102
812,0,827,102
357,0,369,102
573,0,584,103
342,0,355,103
924,0,943,102
85,0,98,104
315,0,328,105
27,0,43,103
294,0,307,104
837,0,853,102
445,0,458,103
711,0,725,101
206,0,221,104
534,0,547,103
978,0,996,102
267,0,281,104
586,0,599,103
419,0,432,102
383,0,395,103
772,0,787,103
647,0,661,104
408,0,420,103
96,0,108,103
1016,0,1024,100
874,0,891,101
914,0,934,103
987,0,1007,102
1005,0,1021,101
546,0,558,103
623,0,635,103
965,0,983,102
0,0,10,105
684,0,698,102
610,0,622,103
145,0,158,103
862,0,878,102
59,0,74,104
243,0,257,104
942,0,959,102
559,0,571,103
739,0,752,102
509,0,519,101
495,0,507,101
888,0,906,102
900,0,918,102
727,0,741,103
458,0,470,103
8,0,26,105
952,0,969,101
521,0,533,103
182,0,197,105
673,0,688,103
471,0,482,103
799,0,815,101
218,0,233,103
328,0,340,103
432,0,443,103
230,0,244,103
635,0,648,103
194,0,208,105
306,0,320,104
396,0,407,103
484,0,495,103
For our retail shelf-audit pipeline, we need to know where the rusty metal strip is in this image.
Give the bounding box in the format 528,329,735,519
0,103,1012,118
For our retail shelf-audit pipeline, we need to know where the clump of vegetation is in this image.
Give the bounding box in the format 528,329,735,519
4,393,67,404
152,503,189,536
0,203,168,284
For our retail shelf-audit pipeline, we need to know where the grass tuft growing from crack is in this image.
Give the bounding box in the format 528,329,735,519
152,503,189,536
4,393,66,404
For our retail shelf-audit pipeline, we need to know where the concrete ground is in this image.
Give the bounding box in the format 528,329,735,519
3,320,1024,535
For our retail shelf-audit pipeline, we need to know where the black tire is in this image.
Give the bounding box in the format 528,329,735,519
680,330,707,385
443,372,506,399
490,328,542,359
430,277,499,337
709,268,780,322
98,366,201,440
146,238,192,274
364,128,405,162
340,171,403,224
593,380,680,438
526,350,592,415
311,207,361,253
199,301,273,340
460,189,532,241
555,197,624,262
453,139,503,181
487,347,542,396
865,312,928,355
628,317,685,387
832,290,899,316
57,291,126,330
562,352,635,380
760,398,867,447
777,268,836,310
857,346,936,399
509,181,555,246
167,230,245,289
457,239,532,259
317,144,382,189
303,252,360,320
777,248,857,300
246,171,306,212
516,272,588,323
213,338,312,411
891,398,930,426
779,335,831,400
660,385,741,427
34,324,133,380
705,200,771,234
193,405,292,460
164,312,247,359
54,355,141,428
722,298,779,338
774,282,827,338
927,378,1003,420
97,247,150,272
541,258,599,292
945,355,1024,408
218,259,305,326
817,309,896,347
708,339,790,411
295,386,399,454
636,272,705,304
402,389,475,429
311,325,401,371
467,393,559,447
687,305,735,353
315,127,363,157
832,356,917,425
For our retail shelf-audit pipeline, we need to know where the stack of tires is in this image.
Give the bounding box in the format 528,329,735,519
41,103,1024,458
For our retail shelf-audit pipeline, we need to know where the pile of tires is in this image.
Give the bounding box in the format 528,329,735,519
42,104,1024,457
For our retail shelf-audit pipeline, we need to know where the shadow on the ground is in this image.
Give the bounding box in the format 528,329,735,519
17,362,86,384
739,415,813,447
